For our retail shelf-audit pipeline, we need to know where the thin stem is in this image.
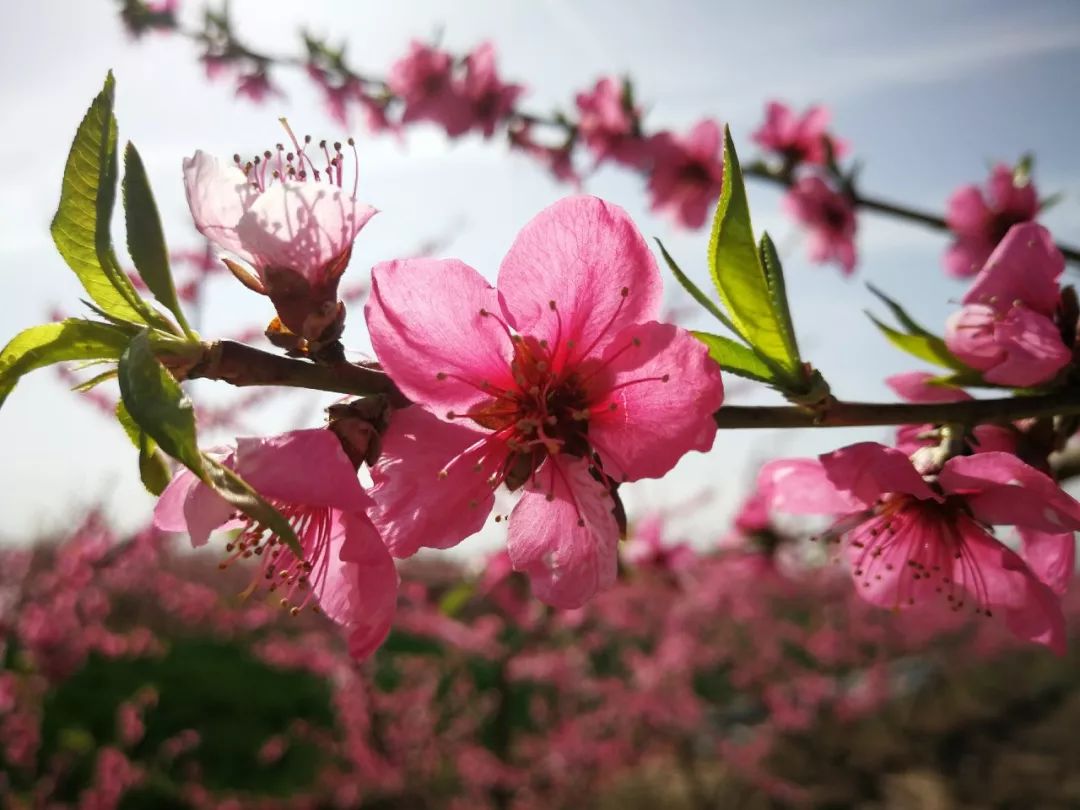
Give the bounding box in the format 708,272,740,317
179,340,1080,430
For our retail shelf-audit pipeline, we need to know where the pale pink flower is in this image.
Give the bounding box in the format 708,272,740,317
624,514,696,572
365,196,723,607
759,441,1080,652
782,175,857,274
575,77,646,167
885,371,1018,456
388,41,471,136
183,134,376,343
646,120,724,228
944,162,1040,278
461,42,523,138
509,124,580,185
153,429,398,659
751,101,847,166
945,223,1069,387
234,69,278,103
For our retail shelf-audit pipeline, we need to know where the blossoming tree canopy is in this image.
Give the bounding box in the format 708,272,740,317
2,66,1080,662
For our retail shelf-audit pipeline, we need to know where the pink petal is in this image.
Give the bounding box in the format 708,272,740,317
962,223,1063,316
981,307,1070,387
885,371,970,403
756,458,862,515
1018,528,1076,597
944,304,1001,371
153,468,233,548
235,429,371,513
497,196,662,370
944,185,990,236
686,119,722,159
369,406,499,557
585,321,722,481
339,512,399,660
234,182,376,280
939,451,1080,532
182,151,259,266
506,457,618,608
820,442,938,505
943,239,990,278
366,258,515,417
986,163,1038,217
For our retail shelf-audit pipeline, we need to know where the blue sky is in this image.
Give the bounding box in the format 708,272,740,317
2,0,1079,548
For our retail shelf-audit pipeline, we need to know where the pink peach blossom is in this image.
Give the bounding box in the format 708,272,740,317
751,101,847,166
646,120,724,229
388,41,471,136
945,223,1069,387
461,42,523,138
153,429,397,659
575,77,646,168
944,163,1040,278
759,441,1080,652
782,175,857,274
365,196,723,607
183,135,377,343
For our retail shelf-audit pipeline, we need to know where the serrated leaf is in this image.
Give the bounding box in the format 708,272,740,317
868,314,967,371
692,331,777,384
0,319,132,409
708,126,797,374
50,74,167,331
758,231,803,376
117,329,204,473
202,456,303,558
124,142,192,336
655,238,740,335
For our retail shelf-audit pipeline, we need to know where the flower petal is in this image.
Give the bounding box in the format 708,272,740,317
885,371,970,404
153,468,233,548
962,223,1062,316
757,458,863,515
1018,528,1076,597
236,429,371,513
369,406,500,557
497,196,662,369
339,512,399,660
820,442,938,505
182,151,259,266
507,457,618,608
234,182,376,280
586,321,722,481
366,258,515,417
939,451,1080,532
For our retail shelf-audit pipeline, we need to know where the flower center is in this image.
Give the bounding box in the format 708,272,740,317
219,503,334,616
233,120,359,197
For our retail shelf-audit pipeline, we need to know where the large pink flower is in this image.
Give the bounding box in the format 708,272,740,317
944,223,1069,387
365,196,723,608
183,136,377,344
751,101,847,167
782,176,857,275
759,441,1080,652
153,429,397,659
646,120,724,229
944,163,1039,278
575,77,646,168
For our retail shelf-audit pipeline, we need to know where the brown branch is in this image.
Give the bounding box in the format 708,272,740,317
180,340,1080,430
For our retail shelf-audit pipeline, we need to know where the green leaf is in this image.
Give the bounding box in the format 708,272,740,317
71,367,118,392
867,315,967,371
117,331,302,555
866,284,941,339
115,400,173,495
707,126,797,375
117,330,204,473
692,331,777,384
0,319,132,409
50,74,158,327
758,232,803,375
655,238,740,335
202,456,303,558
123,142,193,336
